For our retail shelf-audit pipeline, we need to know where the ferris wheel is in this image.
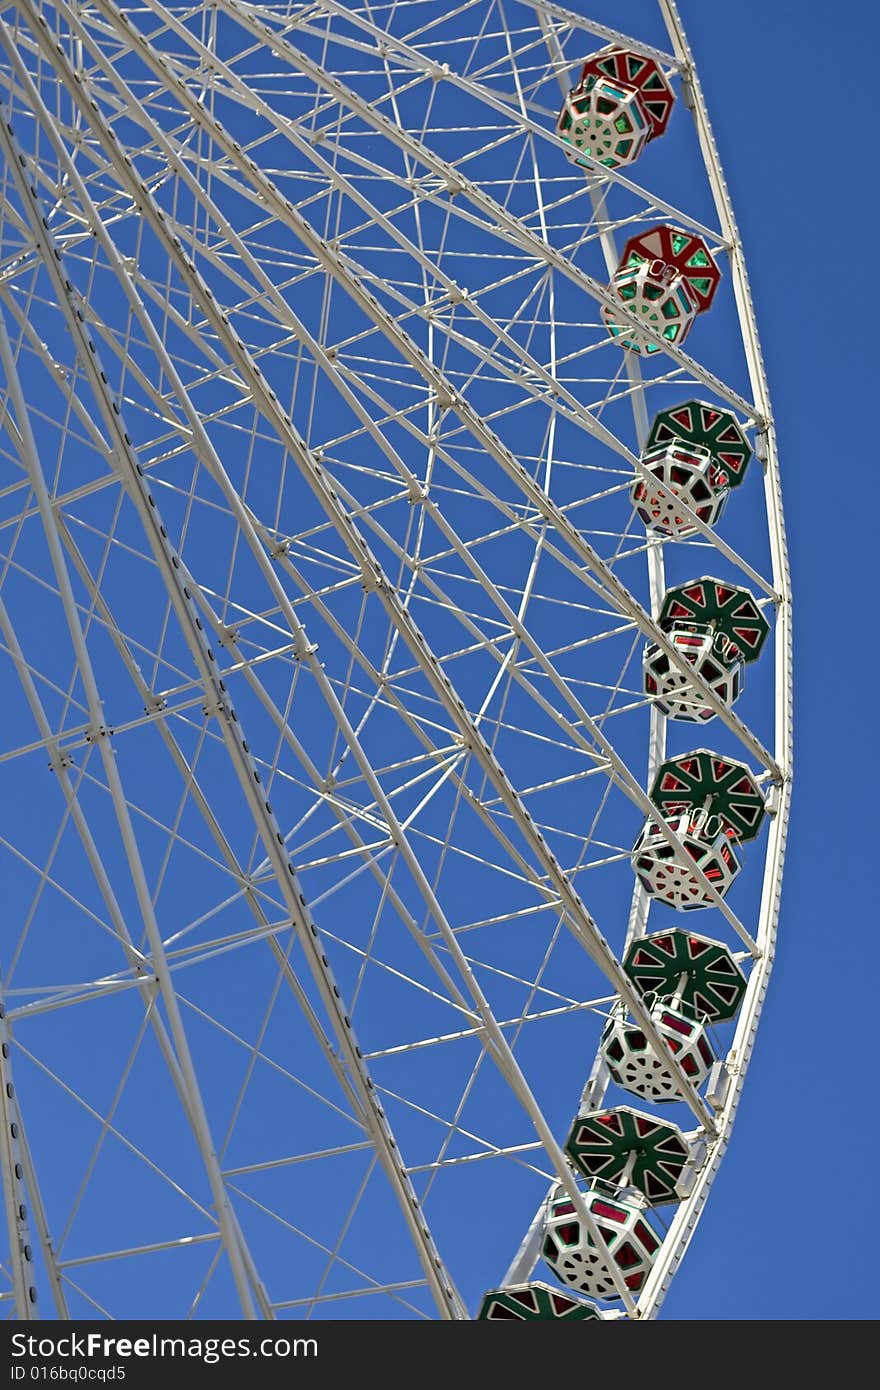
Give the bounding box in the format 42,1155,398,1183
0,0,791,1322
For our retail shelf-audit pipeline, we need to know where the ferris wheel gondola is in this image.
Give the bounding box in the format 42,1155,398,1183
0,0,790,1322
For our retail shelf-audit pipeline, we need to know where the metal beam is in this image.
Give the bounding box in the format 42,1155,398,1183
0,84,466,1323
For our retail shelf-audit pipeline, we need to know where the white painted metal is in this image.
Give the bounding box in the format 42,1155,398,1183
0,0,789,1321
635,0,793,1319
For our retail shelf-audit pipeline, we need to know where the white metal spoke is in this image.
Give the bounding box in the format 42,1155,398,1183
0,0,790,1322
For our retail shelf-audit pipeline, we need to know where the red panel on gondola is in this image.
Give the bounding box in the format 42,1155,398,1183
577,48,675,140
618,225,721,312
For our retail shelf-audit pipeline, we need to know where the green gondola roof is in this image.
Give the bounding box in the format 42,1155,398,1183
623,928,748,1022
659,578,770,663
566,1105,689,1206
646,401,751,487
649,749,766,843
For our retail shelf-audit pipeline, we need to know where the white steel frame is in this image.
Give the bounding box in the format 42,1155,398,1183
0,0,791,1321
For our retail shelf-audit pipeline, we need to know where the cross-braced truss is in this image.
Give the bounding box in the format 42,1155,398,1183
0,0,791,1321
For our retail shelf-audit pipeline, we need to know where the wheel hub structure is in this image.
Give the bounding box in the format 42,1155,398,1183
0,1,791,1322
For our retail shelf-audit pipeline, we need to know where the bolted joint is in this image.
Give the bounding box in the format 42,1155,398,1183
705,1060,733,1111
360,568,387,594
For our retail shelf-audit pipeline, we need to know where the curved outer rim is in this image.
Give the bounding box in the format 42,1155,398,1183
635,0,793,1319
0,0,792,1321
507,0,793,1319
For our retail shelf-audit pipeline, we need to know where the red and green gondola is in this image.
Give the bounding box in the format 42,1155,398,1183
658,578,770,663
618,226,721,313
576,48,675,140
623,928,748,1023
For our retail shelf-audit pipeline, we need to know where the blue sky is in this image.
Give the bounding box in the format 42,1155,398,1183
660,0,877,1319
0,0,872,1324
